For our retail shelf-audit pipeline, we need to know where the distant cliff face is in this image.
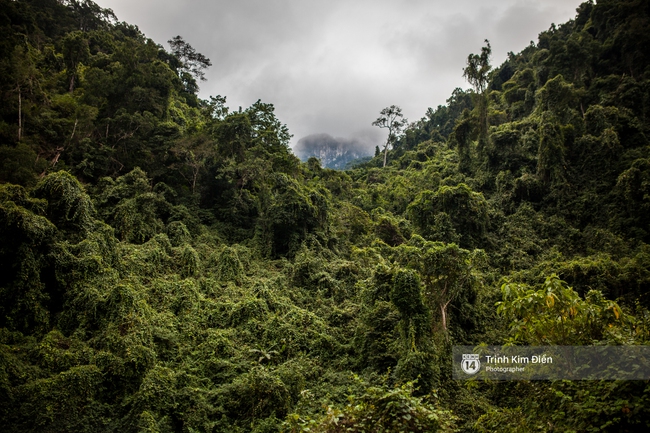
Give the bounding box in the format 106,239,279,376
293,133,374,169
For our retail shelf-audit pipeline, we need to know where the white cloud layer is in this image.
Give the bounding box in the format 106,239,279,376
99,0,580,148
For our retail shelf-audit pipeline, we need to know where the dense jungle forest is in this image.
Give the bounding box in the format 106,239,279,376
1,0,650,431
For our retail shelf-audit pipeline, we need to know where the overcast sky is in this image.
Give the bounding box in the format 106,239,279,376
99,0,581,149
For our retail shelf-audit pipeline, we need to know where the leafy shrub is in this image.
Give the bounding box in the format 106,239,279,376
283,379,457,433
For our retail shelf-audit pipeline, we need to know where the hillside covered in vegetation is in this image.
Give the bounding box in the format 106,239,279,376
1,0,649,431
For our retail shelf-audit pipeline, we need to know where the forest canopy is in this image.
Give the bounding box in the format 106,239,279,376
1,0,650,432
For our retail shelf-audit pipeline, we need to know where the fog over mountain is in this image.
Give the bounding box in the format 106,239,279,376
293,133,377,169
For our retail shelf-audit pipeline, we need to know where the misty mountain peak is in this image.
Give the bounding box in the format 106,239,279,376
293,133,374,169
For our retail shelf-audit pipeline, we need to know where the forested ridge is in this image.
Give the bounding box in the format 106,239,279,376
1,0,650,431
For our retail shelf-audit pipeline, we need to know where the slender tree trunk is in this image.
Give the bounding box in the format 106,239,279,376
440,300,452,341
191,166,199,194
440,281,451,338
70,118,78,140
51,147,64,166
383,143,388,167
440,303,446,331
440,301,451,332
18,85,22,141
477,93,488,154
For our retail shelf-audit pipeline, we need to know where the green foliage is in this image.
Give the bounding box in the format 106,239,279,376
372,208,410,247
408,183,488,247
0,184,56,333
463,39,492,151
536,112,567,184
497,274,632,344
11,364,106,432
2,0,650,431
260,174,329,258
616,158,650,239
166,220,191,246
395,238,483,338
35,170,95,237
215,245,246,283
391,269,425,317
284,378,457,433
93,168,199,244
0,143,47,186
534,74,579,123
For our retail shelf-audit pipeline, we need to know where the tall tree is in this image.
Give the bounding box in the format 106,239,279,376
61,30,89,92
463,40,491,152
7,45,41,142
62,0,116,31
372,105,407,168
167,35,212,93
394,239,480,336
170,134,215,195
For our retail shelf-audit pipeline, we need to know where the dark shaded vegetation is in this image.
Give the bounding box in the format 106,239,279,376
1,0,650,431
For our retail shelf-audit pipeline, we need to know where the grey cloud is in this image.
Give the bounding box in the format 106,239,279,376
100,0,580,149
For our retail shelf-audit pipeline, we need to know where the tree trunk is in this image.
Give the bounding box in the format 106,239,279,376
477,93,488,154
440,302,447,332
17,86,22,141
440,300,451,340
383,143,388,167
191,166,199,194
51,147,64,166
70,118,78,140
